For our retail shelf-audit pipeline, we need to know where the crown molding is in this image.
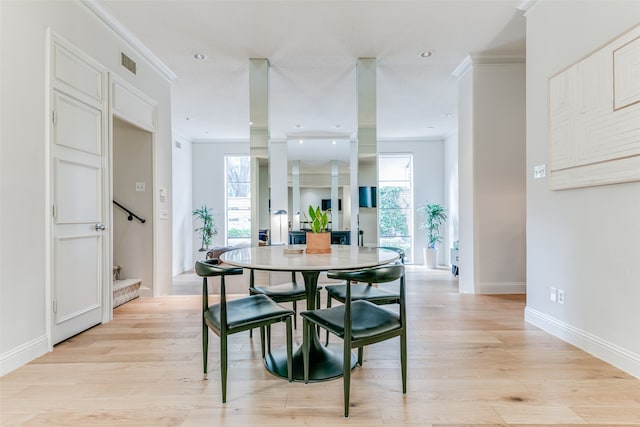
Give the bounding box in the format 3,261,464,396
81,0,177,82
452,51,526,79
191,139,249,145
378,136,445,143
516,0,539,15
451,55,473,80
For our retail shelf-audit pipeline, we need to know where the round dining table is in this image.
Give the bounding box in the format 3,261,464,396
220,244,400,382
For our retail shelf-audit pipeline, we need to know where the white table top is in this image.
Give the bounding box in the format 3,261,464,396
219,245,399,271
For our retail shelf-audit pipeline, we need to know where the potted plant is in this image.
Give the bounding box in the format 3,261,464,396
305,205,331,254
418,202,447,268
192,205,218,253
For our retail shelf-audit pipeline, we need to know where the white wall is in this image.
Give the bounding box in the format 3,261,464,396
172,134,192,275
379,139,444,264
456,59,526,294
191,141,249,256
444,131,459,263
0,1,173,375
458,71,475,293
524,1,640,378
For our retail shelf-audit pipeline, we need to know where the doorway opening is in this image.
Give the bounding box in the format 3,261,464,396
112,117,154,299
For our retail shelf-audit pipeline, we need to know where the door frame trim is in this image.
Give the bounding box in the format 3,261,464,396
46,30,110,348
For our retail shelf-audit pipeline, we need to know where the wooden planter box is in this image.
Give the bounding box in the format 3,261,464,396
305,232,331,254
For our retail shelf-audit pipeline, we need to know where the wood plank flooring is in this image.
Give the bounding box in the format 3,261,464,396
2,267,639,426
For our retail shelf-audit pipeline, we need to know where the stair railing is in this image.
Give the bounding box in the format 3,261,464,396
113,200,146,223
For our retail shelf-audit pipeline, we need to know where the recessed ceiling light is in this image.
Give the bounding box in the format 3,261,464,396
335,124,341,129
427,126,435,129
295,124,302,129
193,53,206,60
249,121,253,125
440,112,453,118
332,140,336,145
186,117,190,121
299,140,303,144
420,50,434,58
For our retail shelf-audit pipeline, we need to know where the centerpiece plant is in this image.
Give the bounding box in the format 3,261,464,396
305,205,331,254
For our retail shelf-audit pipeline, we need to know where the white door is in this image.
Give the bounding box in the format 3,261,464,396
50,38,108,344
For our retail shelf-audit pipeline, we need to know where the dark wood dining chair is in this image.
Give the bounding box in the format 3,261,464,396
301,263,407,417
195,259,294,403
323,246,405,345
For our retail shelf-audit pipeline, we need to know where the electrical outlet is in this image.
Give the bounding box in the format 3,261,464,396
557,289,565,304
550,287,557,302
135,182,145,192
534,164,546,179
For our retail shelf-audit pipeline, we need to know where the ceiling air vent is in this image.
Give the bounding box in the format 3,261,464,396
121,52,137,75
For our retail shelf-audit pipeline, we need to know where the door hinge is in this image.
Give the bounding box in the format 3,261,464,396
53,300,57,314
51,110,56,125
52,204,56,218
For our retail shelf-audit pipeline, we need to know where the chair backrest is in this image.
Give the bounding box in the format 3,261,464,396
249,269,296,289
377,246,405,264
327,263,404,285
195,259,243,330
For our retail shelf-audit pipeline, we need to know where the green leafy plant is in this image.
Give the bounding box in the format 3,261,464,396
192,205,218,251
307,205,329,233
418,202,447,249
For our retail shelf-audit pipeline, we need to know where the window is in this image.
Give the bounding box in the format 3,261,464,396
378,154,413,262
225,156,251,246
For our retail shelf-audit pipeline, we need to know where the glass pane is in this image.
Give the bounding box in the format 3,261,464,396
226,156,251,246
379,154,413,262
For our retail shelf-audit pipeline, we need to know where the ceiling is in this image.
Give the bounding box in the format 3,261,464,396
95,0,526,144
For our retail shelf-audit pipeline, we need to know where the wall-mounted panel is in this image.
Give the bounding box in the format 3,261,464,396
549,25,640,190
112,80,155,131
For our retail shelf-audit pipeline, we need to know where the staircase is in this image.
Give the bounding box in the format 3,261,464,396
112,265,141,308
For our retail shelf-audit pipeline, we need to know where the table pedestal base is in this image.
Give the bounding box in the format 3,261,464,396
265,342,357,382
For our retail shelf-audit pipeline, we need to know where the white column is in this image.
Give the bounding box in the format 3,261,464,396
250,58,269,246
331,160,339,230
292,161,300,230
270,140,288,244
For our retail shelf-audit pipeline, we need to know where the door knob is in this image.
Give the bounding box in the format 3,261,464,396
95,223,106,231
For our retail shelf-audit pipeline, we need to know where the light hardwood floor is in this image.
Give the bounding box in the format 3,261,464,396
2,267,639,426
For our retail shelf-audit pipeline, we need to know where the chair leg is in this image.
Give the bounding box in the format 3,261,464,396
249,328,253,338
343,342,351,418
286,317,293,382
401,329,407,394
202,322,208,378
220,334,228,403
292,300,297,329
357,347,364,366
325,296,333,346
260,326,266,358
303,319,310,384
266,325,272,353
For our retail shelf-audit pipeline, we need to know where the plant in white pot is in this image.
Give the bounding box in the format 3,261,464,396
418,202,447,268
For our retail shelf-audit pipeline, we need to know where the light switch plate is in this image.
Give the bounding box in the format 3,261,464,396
135,182,145,192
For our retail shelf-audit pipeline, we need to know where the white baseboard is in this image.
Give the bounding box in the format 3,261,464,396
477,281,526,294
0,334,49,377
525,306,640,379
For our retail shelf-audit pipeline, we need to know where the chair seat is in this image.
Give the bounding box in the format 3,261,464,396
325,283,399,304
205,294,294,331
301,300,401,341
252,281,307,298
